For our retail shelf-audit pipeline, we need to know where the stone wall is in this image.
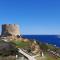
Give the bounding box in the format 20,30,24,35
1,24,20,36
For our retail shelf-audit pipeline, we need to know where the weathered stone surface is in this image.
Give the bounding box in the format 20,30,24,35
1,24,20,36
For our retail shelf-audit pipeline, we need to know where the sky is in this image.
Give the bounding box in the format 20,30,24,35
0,0,60,35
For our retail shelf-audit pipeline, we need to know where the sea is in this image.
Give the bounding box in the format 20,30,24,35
22,35,60,47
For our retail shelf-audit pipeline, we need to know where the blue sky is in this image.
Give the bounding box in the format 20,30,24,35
0,0,60,35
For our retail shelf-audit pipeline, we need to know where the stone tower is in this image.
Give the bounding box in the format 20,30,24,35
1,24,20,36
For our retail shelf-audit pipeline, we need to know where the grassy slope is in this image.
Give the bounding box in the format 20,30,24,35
12,41,31,48
45,53,60,60
12,40,60,60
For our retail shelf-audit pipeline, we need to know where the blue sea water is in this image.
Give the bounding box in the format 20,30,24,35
22,35,60,47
